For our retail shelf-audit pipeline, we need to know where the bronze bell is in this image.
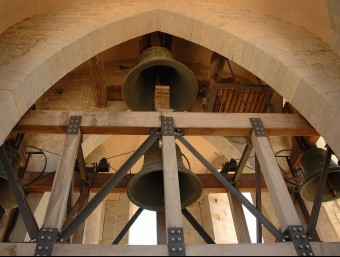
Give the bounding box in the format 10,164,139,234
127,142,203,212
122,46,198,111
300,148,340,202
0,145,21,209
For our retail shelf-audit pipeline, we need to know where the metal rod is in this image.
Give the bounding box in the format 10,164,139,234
112,208,144,245
0,145,39,240
255,155,262,243
60,131,159,240
232,140,253,184
182,208,215,244
176,134,283,240
307,146,333,238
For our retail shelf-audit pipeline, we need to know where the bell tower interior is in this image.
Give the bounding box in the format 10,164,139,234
0,0,340,256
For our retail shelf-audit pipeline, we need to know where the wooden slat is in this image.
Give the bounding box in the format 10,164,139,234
1,242,340,256
224,89,233,112
43,131,81,230
162,135,183,228
155,85,170,110
91,54,107,108
227,193,251,243
13,111,319,137
20,173,269,193
238,89,249,113
254,93,265,113
251,131,301,230
249,91,260,113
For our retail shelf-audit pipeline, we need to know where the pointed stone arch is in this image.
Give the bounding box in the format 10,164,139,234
0,2,338,156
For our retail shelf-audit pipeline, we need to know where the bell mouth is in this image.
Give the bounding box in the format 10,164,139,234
127,169,203,212
301,169,340,202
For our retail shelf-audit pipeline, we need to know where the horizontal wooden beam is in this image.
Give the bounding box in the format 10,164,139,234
13,111,318,136
20,172,271,193
1,242,339,256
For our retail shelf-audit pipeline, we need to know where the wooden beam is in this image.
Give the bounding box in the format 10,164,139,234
43,131,81,230
227,193,251,243
91,54,107,108
21,173,271,193
14,111,318,137
251,131,301,230
162,135,183,228
155,85,170,110
1,242,340,256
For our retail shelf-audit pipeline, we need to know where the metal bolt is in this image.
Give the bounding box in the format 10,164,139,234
295,235,300,239
305,245,310,249
282,239,286,242
40,236,45,240
44,247,49,251
178,238,182,242
60,239,64,242
301,235,306,239
171,230,175,234
299,245,304,249
38,246,43,250
171,248,176,252
171,238,175,242
49,229,53,233
284,235,290,239
302,253,307,256
298,227,303,232
309,254,313,256
177,230,181,234
293,227,297,232
308,237,312,241
47,236,52,241
179,248,183,252
43,229,47,232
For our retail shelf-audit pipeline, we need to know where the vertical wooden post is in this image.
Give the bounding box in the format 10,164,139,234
157,212,167,245
91,54,107,108
43,130,81,230
251,131,301,230
162,135,183,229
227,193,251,243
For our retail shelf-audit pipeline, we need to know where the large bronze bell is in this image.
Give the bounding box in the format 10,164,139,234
300,148,340,202
127,142,203,212
122,46,198,111
0,145,21,209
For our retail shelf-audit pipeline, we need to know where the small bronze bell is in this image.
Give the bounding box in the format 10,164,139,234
300,148,340,202
127,142,203,212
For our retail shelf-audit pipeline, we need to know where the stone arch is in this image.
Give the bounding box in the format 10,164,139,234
0,2,339,156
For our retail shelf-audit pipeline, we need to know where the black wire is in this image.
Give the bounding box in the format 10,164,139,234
284,178,301,187
106,151,135,160
227,137,247,144
110,165,118,172
182,153,191,170
26,145,61,156
245,165,255,170
21,146,47,187
4,207,19,242
274,149,291,157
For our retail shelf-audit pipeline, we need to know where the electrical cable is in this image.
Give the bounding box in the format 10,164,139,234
21,146,47,187
106,151,135,160
182,153,191,170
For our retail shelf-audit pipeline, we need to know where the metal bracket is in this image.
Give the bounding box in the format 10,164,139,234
161,116,175,136
283,225,314,256
249,118,266,137
34,228,59,256
167,227,185,256
67,116,82,135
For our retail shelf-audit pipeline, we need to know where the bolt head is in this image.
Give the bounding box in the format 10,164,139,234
60,239,64,242
171,238,175,242
171,230,175,234
42,229,47,232
38,246,43,250
177,230,181,234
45,247,49,250
305,245,310,249
179,248,183,252
171,248,176,252
40,236,45,240
296,235,300,239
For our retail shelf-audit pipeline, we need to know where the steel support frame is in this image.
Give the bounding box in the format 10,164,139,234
176,133,283,241
181,208,215,244
112,208,144,245
255,155,262,243
0,145,39,240
307,146,333,238
60,131,159,241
